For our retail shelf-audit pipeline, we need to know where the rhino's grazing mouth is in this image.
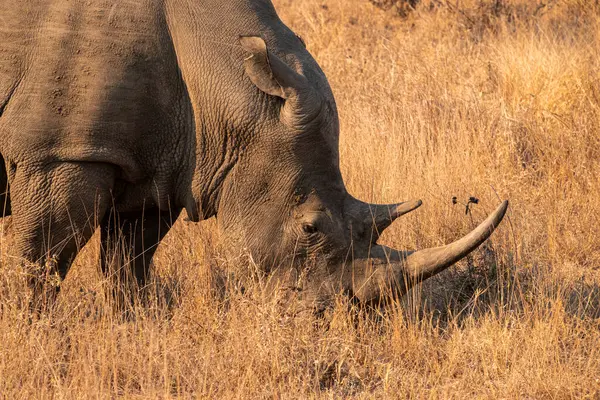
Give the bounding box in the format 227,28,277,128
0,0,508,310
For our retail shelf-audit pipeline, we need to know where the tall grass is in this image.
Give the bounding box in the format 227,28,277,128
1,0,599,397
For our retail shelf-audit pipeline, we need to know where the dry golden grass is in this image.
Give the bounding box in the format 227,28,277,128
1,0,600,398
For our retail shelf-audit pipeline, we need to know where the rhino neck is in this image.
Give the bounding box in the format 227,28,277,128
185,111,257,222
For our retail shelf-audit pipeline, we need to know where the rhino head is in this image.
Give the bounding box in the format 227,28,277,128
213,36,508,307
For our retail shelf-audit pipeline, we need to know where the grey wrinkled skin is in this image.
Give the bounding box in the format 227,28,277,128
0,0,508,308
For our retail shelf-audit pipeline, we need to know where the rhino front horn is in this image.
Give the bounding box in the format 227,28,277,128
400,200,508,281
351,200,509,302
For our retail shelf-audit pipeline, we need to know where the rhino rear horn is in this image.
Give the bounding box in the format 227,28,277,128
347,197,422,242
368,200,423,239
239,36,321,122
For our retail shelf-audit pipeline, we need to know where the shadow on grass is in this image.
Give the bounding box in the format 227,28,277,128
399,242,600,330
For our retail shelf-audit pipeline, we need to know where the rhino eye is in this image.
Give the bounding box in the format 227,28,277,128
302,223,318,234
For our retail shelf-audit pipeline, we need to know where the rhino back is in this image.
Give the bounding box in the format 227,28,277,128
0,0,194,187
0,0,337,214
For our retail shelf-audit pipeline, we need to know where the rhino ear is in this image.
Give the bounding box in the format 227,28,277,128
239,36,306,99
240,36,323,125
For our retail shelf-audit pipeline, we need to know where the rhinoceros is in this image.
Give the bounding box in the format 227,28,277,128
0,0,507,307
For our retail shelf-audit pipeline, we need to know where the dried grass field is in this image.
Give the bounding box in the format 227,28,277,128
2,0,600,398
